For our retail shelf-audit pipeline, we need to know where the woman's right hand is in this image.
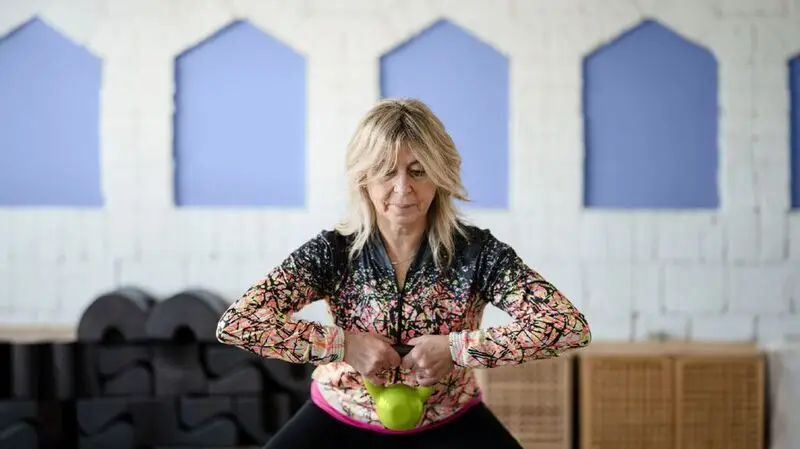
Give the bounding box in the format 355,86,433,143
343,332,402,385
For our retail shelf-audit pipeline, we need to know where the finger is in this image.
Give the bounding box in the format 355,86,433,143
418,368,434,378
405,336,423,345
400,353,417,370
416,373,438,386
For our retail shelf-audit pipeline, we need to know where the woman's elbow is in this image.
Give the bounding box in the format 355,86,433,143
215,310,237,345
574,310,592,348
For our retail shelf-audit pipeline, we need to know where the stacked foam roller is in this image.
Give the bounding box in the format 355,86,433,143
0,287,313,449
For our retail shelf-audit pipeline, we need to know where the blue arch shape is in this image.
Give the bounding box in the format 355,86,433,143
379,19,510,209
583,19,719,209
0,18,103,206
791,55,800,208
173,20,306,207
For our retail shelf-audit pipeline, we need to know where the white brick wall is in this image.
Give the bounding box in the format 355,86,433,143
0,0,798,345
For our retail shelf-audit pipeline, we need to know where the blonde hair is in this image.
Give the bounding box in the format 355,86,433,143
335,98,469,269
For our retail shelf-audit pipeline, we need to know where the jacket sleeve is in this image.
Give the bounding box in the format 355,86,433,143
448,233,591,369
215,232,346,365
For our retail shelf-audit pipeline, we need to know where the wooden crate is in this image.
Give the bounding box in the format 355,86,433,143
578,342,765,449
676,353,764,449
579,346,675,449
475,354,574,449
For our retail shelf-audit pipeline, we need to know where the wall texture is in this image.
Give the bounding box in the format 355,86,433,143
0,0,799,344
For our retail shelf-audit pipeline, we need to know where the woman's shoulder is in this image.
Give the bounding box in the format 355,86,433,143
306,228,354,254
453,221,508,257
455,221,499,245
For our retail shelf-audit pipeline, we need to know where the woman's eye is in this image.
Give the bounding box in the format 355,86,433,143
410,169,425,178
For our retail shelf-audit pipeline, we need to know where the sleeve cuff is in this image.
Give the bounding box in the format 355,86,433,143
326,326,346,363
448,331,470,367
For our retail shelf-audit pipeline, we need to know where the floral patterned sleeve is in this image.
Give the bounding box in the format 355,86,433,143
215,232,346,365
448,233,591,369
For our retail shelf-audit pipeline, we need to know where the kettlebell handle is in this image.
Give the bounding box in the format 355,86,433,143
392,344,414,357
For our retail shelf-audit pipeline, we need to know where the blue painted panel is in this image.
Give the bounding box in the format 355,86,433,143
791,56,800,208
0,18,102,206
583,20,719,209
380,20,509,209
174,20,306,207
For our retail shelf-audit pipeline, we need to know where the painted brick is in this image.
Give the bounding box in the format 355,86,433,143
56,261,116,324
663,264,726,313
167,2,237,58
480,304,514,328
578,214,611,261
8,262,60,319
534,261,585,311
116,258,188,299
634,313,690,341
724,212,761,262
716,0,790,17
756,162,790,214
214,212,271,260
8,212,63,263
542,215,582,262
605,216,636,261
509,214,548,263
655,214,710,261
722,169,759,213
584,262,661,316
690,314,757,341
0,0,40,35
702,20,755,64
305,0,397,15
631,214,658,262
727,263,791,313
584,263,635,314
294,300,335,326
753,19,798,65
757,315,800,344
60,212,109,263
700,218,726,261
584,311,634,341
759,212,789,261
444,0,519,59
39,0,106,53
631,264,663,315
184,259,268,300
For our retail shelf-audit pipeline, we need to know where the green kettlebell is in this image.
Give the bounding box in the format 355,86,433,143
364,379,435,431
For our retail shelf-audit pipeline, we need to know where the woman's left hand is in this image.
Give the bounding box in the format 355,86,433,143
400,335,454,386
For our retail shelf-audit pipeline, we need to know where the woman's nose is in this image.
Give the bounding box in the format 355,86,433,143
392,174,412,193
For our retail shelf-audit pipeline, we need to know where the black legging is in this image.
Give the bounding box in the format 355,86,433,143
263,401,524,449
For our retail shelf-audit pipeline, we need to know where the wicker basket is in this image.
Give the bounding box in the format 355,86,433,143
475,354,574,449
578,342,765,449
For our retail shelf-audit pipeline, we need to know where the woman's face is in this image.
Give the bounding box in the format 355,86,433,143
366,146,437,230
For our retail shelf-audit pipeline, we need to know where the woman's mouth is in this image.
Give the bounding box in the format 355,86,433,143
387,203,416,209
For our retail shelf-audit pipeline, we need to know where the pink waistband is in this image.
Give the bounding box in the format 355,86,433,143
310,380,483,435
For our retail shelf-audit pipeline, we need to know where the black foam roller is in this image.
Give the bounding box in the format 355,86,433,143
77,287,156,343
145,289,229,343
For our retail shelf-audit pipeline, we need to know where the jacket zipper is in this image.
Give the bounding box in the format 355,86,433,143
391,265,410,383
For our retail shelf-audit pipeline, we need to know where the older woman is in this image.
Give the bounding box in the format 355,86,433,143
215,98,591,448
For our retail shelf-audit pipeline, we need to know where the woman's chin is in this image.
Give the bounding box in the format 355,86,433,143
386,212,424,227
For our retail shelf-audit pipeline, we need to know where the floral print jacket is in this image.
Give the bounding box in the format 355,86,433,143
215,224,591,431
